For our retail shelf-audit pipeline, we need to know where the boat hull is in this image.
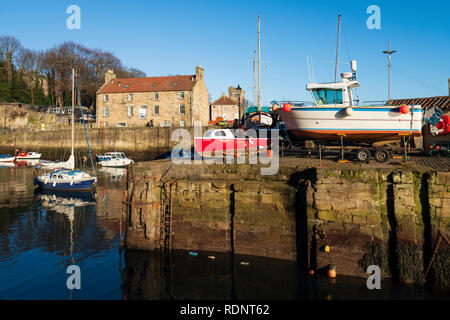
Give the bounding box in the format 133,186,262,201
0,156,16,162
34,177,96,191
194,138,269,156
277,106,423,142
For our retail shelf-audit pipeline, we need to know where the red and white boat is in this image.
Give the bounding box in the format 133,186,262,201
15,151,42,160
194,129,270,157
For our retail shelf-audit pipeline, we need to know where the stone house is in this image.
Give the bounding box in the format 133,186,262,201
210,94,238,121
210,86,246,121
96,66,209,127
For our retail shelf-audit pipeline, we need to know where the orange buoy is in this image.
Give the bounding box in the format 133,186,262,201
283,103,292,112
400,104,410,114
327,265,336,278
267,149,272,157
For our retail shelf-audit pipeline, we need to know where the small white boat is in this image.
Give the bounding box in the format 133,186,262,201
0,155,16,162
98,152,134,167
15,151,42,160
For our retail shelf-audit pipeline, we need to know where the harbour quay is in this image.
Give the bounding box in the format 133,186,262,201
124,159,450,291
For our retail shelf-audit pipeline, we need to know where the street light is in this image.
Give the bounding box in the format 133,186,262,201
236,84,242,121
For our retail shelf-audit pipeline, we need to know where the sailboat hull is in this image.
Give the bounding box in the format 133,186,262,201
278,106,423,142
34,177,96,191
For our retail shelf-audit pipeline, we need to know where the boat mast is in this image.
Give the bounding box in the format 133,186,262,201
257,15,261,111
334,14,341,82
253,50,257,108
71,68,75,158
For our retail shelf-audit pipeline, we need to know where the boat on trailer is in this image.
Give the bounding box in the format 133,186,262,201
194,128,270,157
274,72,424,143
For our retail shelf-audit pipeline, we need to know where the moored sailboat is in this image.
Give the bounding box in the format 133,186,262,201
35,68,96,191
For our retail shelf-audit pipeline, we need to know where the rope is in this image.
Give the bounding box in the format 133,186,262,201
74,74,95,174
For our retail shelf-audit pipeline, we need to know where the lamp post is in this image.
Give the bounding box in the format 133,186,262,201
236,84,242,121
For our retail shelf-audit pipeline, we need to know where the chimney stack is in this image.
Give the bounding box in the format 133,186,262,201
196,65,204,81
105,70,116,84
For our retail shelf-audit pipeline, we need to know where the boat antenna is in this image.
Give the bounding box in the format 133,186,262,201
334,14,342,82
74,73,96,175
383,40,397,101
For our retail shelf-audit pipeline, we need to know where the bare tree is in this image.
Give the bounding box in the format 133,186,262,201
0,35,22,82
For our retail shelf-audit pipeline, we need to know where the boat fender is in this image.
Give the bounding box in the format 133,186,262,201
283,103,292,112
327,265,337,278
70,178,74,186
345,107,353,116
400,104,410,114
435,115,450,136
44,178,48,184
53,181,56,187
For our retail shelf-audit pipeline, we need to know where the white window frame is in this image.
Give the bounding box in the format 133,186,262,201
179,92,184,99
179,104,185,114
104,106,109,117
128,106,133,117
154,105,159,116
104,95,109,102
139,106,147,119
154,92,159,100
127,94,132,102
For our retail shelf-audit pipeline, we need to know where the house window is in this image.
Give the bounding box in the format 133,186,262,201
180,120,185,127
104,95,108,102
179,92,184,99
127,94,132,102
154,105,159,115
104,122,108,127
179,104,185,114
116,122,127,127
223,107,227,112
139,106,147,119
104,106,109,117
154,92,159,100
128,106,133,117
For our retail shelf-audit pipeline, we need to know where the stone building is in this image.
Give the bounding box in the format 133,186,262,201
96,66,209,127
210,94,238,121
210,86,245,121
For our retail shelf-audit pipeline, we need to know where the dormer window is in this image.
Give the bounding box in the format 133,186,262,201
118,81,121,86
152,83,157,87
124,84,129,88
173,82,178,87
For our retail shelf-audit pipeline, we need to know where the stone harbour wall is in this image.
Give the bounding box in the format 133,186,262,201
124,163,450,290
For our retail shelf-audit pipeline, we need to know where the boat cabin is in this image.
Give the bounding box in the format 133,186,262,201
307,74,360,107
104,152,127,159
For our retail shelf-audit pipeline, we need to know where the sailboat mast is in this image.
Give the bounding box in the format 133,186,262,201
253,50,257,107
71,68,75,158
257,15,261,110
334,14,341,82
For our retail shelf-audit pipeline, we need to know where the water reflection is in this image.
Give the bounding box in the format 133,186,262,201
0,166,448,300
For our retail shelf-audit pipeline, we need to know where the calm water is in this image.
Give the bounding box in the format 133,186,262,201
0,164,447,300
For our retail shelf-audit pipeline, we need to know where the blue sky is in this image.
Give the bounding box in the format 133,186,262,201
1,0,449,105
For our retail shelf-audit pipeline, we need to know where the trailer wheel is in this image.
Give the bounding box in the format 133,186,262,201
355,149,371,163
374,149,390,163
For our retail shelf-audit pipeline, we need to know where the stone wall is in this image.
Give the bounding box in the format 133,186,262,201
124,163,450,289
0,105,69,131
0,126,209,161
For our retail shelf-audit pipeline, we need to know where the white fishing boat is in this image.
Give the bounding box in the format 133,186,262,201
97,152,134,167
15,151,42,160
35,68,96,191
274,70,424,144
